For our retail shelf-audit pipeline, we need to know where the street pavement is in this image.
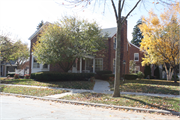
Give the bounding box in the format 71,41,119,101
0,95,179,120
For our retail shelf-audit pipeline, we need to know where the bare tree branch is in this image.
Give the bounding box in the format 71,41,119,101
121,0,141,24
111,0,118,23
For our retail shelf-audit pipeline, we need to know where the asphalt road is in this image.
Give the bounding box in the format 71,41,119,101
0,95,178,120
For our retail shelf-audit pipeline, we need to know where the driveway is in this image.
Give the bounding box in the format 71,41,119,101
0,95,179,120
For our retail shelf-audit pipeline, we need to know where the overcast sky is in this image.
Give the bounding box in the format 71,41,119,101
0,0,165,48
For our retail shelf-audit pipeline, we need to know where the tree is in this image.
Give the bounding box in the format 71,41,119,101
37,20,44,30
63,0,177,96
154,65,160,79
131,19,143,47
129,60,136,73
10,40,29,69
144,65,151,79
33,16,106,72
139,2,180,83
0,35,16,62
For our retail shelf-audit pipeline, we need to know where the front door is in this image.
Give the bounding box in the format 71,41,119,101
72,62,77,73
85,59,93,73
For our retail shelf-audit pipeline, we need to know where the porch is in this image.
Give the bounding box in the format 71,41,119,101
68,56,103,73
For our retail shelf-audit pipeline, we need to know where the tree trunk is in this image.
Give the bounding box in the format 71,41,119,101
164,63,174,81
113,25,121,97
173,67,177,83
113,1,122,97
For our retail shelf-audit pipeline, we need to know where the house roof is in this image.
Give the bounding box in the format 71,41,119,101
29,22,117,40
101,27,117,38
128,42,145,52
28,22,50,40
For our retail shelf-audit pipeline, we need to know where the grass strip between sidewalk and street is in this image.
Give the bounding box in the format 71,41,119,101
109,79,180,95
1,78,95,90
0,85,68,97
61,92,179,112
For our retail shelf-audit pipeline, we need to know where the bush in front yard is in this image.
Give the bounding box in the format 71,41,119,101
14,74,19,79
95,70,112,79
30,72,95,81
136,71,144,80
24,74,30,79
6,73,15,77
123,74,138,80
102,74,114,80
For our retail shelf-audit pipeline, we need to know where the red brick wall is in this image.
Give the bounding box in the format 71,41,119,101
50,63,64,72
108,20,129,76
95,40,109,71
129,44,144,72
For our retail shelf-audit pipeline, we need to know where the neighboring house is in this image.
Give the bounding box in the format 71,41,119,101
28,20,130,77
21,61,29,70
1,60,17,76
129,42,145,73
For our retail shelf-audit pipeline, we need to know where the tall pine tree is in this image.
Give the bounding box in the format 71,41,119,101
131,19,143,47
37,20,44,30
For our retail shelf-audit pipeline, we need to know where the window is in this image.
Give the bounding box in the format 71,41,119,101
43,64,48,69
134,53,139,61
113,59,115,74
135,66,140,73
33,58,40,68
113,37,116,49
95,58,103,72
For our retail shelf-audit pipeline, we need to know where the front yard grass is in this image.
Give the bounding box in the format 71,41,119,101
109,79,180,95
61,92,179,112
1,78,95,90
0,85,68,97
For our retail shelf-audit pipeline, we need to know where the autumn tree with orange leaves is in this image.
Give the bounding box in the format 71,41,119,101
139,2,180,83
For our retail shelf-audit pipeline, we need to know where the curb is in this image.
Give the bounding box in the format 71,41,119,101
1,92,180,116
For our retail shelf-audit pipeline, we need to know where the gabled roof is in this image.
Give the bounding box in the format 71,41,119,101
128,42,145,52
29,22,117,40
101,27,116,38
28,22,50,40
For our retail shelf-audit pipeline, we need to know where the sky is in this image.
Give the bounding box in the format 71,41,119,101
0,0,165,48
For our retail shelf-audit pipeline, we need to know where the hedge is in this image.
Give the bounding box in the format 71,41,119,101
123,74,138,80
102,74,114,80
6,73,15,77
31,71,95,81
95,70,112,79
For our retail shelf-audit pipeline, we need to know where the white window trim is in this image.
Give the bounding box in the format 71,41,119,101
113,58,115,74
134,53,139,61
95,58,103,72
113,37,116,50
32,56,40,69
135,66,140,73
42,64,48,69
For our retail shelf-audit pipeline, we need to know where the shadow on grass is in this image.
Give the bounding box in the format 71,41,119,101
121,84,179,95
1,79,34,84
122,95,179,112
122,79,179,86
35,79,95,90
108,80,179,95
77,92,179,112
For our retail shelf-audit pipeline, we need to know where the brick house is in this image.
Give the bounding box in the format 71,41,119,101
128,42,145,73
28,20,144,76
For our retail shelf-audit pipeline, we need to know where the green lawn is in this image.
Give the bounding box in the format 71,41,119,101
109,79,180,95
0,85,68,97
1,78,95,90
61,92,180,112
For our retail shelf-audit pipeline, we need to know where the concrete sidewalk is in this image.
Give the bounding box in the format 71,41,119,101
1,79,179,98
